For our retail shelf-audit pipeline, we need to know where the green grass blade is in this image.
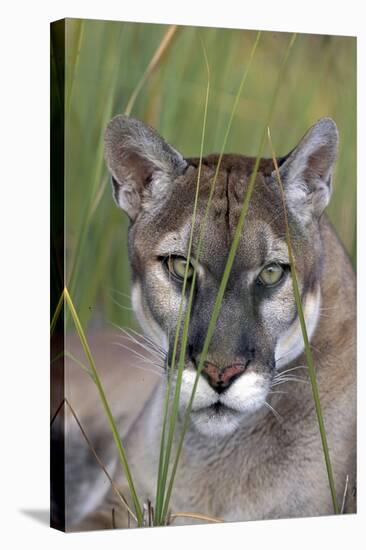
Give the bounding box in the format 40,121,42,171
267,128,340,514
65,20,84,115
50,348,94,379
66,26,125,299
160,29,263,522
64,349,95,379
50,350,65,364
64,22,356,341
50,288,65,337
157,27,261,520
67,25,181,327
161,33,297,522
63,287,144,525
154,36,211,524
89,25,180,224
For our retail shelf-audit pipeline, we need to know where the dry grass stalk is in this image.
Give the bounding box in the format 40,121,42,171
124,25,179,116
51,396,137,523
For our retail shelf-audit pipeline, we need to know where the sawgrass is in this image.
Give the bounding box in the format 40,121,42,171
51,19,355,527
153,38,212,523
52,288,144,525
155,31,263,524
62,19,356,329
267,128,339,514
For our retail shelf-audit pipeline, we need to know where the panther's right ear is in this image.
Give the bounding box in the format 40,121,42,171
104,115,187,220
272,117,339,225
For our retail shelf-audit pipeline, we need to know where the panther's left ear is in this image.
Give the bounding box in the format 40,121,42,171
273,117,339,223
104,115,187,221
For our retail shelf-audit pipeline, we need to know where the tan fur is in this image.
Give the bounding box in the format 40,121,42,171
76,219,356,530
66,116,356,530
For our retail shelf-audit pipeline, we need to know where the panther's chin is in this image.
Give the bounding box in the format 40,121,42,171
190,403,244,437
179,368,271,438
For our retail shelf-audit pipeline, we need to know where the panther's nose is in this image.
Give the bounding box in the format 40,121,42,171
200,361,248,393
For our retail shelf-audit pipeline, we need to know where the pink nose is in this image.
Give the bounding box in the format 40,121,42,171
201,362,247,393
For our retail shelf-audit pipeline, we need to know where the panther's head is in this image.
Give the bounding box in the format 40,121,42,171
105,115,338,437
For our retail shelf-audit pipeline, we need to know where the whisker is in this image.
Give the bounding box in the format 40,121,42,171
116,330,165,361
111,343,166,379
271,377,308,387
114,323,167,358
272,373,308,382
273,372,304,380
113,342,165,371
109,288,133,301
273,374,307,382
120,361,165,379
109,296,134,312
116,335,164,363
128,327,167,357
318,305,343,312
113,325,166,360
275,365,308,376
264,401,282,422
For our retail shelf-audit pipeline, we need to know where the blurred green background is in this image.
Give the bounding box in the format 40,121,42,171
61,19,356,329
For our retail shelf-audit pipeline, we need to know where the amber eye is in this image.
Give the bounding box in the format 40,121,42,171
166,256,194,281
257,263,285,287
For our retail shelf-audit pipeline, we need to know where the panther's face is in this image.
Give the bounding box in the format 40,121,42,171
105,115,338,437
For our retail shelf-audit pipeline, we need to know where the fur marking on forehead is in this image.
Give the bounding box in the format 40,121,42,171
262,224,289,264
155,222,192,255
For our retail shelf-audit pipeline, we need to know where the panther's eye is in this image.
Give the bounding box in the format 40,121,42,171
257,263,285,287
165,256,194,281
